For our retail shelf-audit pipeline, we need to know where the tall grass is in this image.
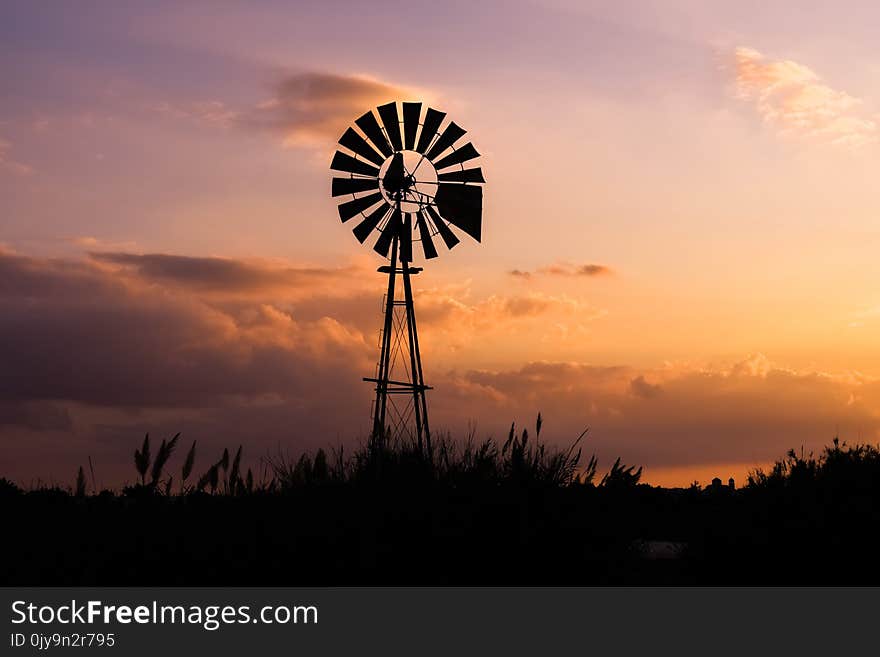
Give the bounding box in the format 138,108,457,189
265,414,638,491
33,414,648,496
747,436,880,490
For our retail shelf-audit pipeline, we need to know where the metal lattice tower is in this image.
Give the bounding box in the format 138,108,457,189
364,216,431,451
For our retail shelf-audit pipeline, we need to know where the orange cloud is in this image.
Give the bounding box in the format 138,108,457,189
413,281,606,353
436,354,880,471
734,47,877,148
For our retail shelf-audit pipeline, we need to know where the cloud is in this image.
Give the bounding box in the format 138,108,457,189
441,354,880,470
0,250,590,416
413,282,605,352
90,252,369,299
0,250,373,413
733,47,878,148
3,251,876,486
0,250,593,483
153,70,420,148
542,263,612,277
230,71,415,147
67,236,138,251
629,375,662,399
509,263,613,279
0,137,33,175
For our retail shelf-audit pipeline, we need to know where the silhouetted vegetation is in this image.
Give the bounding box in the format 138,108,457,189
111,418,608,495
1,421,878,585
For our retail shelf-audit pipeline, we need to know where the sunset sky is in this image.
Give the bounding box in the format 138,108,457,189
3,1,880,487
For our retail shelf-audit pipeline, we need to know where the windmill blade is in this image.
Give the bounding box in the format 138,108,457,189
373,207,401,257
435,183,482,241
433,142,481,170
425,122,466,161
416,211,439,259
332,177,379,197
425,205,460,250
377,102,403,152
339,127,385,166
353,202,390,243
331,150,380,177
355,111,392,157
399,214,413,263
437,167,485,183
402,102,421,150
338,191,384,222
416,108,446,154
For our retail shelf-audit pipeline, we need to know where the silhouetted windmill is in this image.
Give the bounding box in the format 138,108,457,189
331,102,485,454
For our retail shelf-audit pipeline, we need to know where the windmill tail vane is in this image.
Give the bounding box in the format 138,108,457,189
330,101,485,453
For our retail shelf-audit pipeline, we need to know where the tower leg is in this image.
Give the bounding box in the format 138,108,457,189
401,260,430,457
372,235,398,448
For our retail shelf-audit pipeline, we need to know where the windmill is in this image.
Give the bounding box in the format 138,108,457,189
330,102,485,454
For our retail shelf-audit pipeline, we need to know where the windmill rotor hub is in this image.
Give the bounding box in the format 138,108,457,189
378,149,437,212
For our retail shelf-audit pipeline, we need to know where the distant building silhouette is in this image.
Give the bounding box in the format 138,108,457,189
707,476,735,492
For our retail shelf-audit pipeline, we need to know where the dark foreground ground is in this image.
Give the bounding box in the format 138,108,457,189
2,434,879,585
3,475,878,585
